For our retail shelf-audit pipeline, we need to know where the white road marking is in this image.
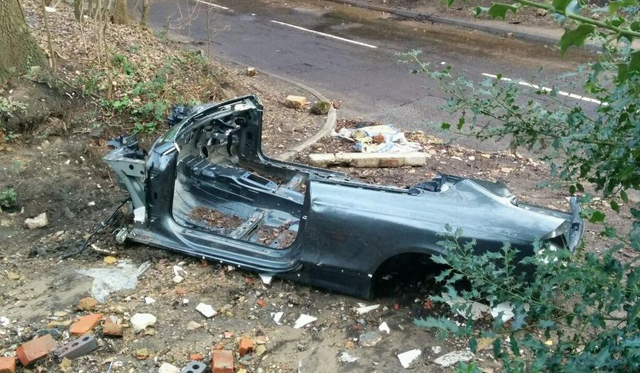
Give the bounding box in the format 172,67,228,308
193,0,231,11
270,20,378,49
482,73,604,105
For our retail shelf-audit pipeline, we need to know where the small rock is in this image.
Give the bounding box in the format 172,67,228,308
310,101,331,115
78,297,98,311
359,332,382,347
6,271,20,280
255,345,266,356
130,313,156,332
103,256,117,265
536,8,547,16
24,213,48,229
431,346,442,354
332,100,341,109
135,348,150,360
187,321,202,331
344,341,355,349
246,67,257,77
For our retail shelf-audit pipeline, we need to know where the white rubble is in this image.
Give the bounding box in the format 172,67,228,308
355,304,379,314
379,321,390,334
293,314,317,329
130,313,157,332
24,213,48,229
196,303,217,318
272,311,284,325
158,363,180,373
397,349,421,368
433,350,474,367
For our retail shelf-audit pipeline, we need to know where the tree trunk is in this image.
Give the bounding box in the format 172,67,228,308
0,0,47,81
140,0,149,27
112,0,128,24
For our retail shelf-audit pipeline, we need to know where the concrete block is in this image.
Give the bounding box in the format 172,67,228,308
309,152,427,168
53,335,98,360
180,360,208,373
285,95,307,109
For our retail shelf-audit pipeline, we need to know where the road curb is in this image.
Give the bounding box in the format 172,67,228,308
323,0,600,51
216,57,337,162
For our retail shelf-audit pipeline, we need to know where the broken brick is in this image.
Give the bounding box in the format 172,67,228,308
238,337,254,357
70,313,103,335
16,334,57,366
189,353,203,361
212,350,233,373
103,322,124,337
213,344,224,351
0,356,16,373
256,299,266,308
223,331,234,339
174,287,187,296
78,297,98,311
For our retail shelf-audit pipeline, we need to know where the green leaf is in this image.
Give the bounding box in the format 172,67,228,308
611,200,620,213
557,25,596,54
487,3,519,20
621,190,629,203
576,183,584,192
431,255,450,265
569,185,576,194
414,317,460,333
609,0,638,15
589,210,606,223
552,0,571,11
442,122,451,130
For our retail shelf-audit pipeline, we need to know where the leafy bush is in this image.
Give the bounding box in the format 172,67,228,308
0,188,17,209
406,0,640,372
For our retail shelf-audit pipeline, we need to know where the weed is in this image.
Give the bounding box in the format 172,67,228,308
0,188,17,209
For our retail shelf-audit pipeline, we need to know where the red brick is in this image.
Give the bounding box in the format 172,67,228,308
16,334,57,366
77,297,98,311
256,299,266,308
189,353,203,361
70,313,103,335
0,356,16,373
238,338,254,357
174,287,187,296
212,350,233,373
213,344,224,351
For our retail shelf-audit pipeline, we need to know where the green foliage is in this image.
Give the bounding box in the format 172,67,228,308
415,227,640,372
0,188,17,209
404,45,639,196
408,1,640,372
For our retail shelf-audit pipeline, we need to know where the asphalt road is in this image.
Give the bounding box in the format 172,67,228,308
145,0,596,150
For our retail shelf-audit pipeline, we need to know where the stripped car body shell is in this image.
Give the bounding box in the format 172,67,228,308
104,95,584,298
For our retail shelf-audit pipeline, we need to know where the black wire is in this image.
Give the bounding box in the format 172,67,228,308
61,198,131,259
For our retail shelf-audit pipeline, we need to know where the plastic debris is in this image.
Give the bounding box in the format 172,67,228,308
293,314,317,329
77,261,151,302
397,349,421,368
259,273,273,285
490,302,530,322
355,304,379,314
271,312,283,325
196,303,216,318
379,322,390,334
338,351,359,363
333,125,421,154
144,297,156,305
